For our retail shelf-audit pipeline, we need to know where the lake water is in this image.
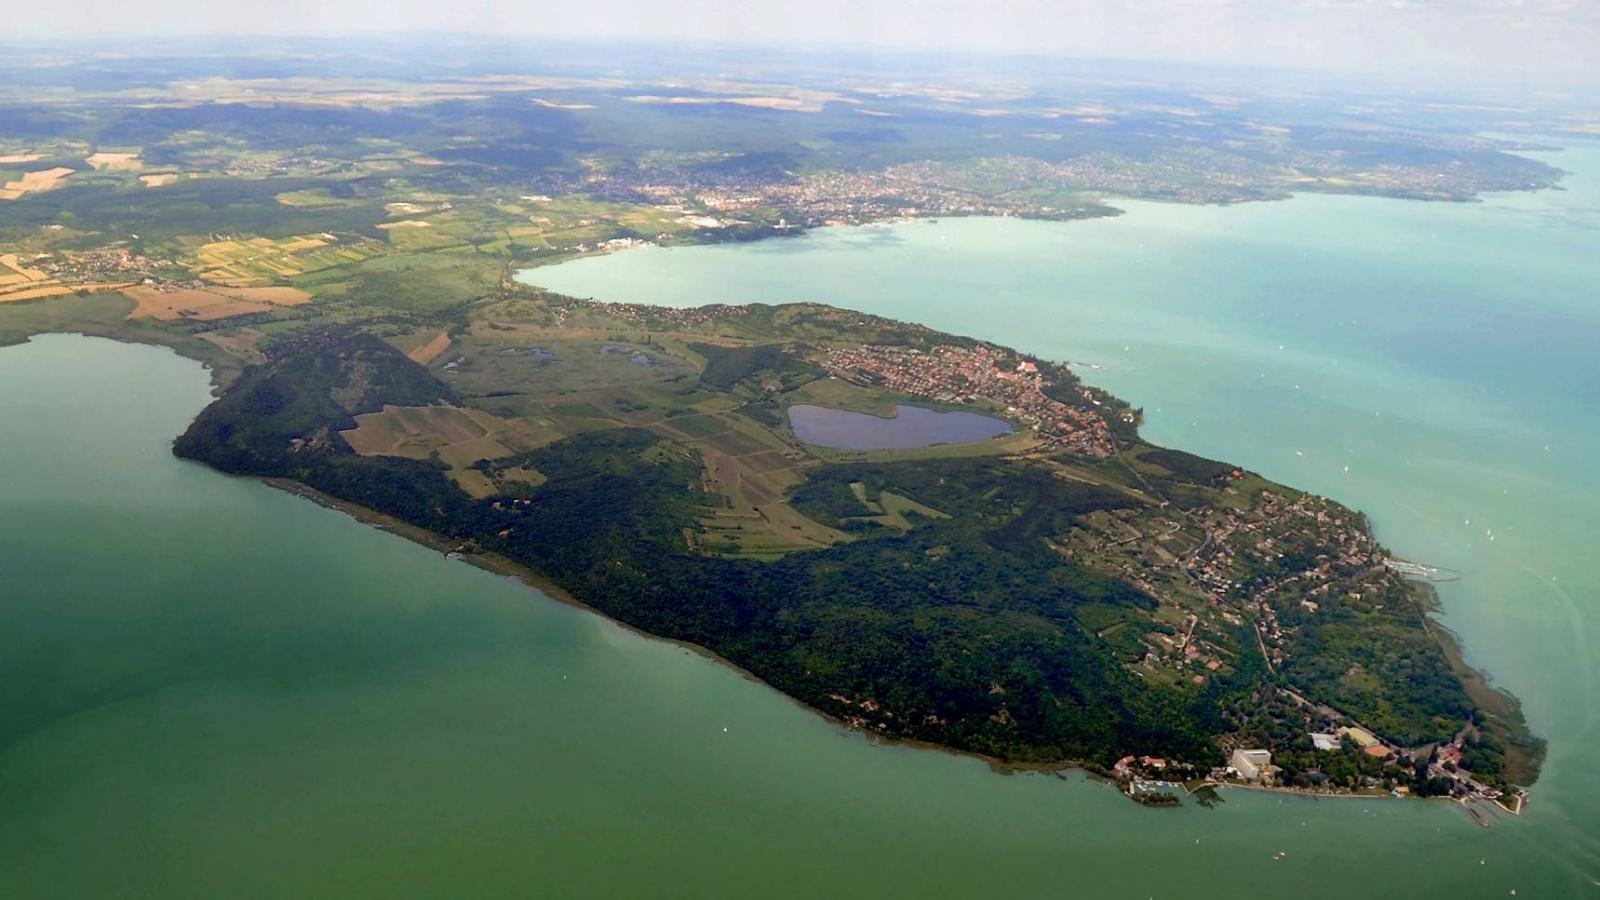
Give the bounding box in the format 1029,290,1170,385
787,403,1012,449
3,337,1517,900
3,145,1596,899
528,141,1600,895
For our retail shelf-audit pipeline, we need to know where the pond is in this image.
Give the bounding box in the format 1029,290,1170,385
786,403,1013,450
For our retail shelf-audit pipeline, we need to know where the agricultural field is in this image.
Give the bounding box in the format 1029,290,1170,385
340,403,569,498
0,253,134,304
401,329,453,364
188,233,386,285
84,151,142,171
122,284,312,321
654,408,846,558
0,167,76,201
274,188,367,208
367,196,696,255
435,332,699,401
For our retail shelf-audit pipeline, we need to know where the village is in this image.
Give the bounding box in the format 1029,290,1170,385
820,343,1118,457
1111,717,1524,818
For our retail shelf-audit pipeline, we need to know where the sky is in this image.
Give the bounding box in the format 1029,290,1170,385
18,0,1600,85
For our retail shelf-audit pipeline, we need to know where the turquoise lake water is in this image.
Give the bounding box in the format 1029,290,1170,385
528,141,1600,893
1,143,1594,898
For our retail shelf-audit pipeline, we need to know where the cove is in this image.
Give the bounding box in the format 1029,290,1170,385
523,141,1600,895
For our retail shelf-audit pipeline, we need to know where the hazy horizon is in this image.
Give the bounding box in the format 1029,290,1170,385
8,0,1598,88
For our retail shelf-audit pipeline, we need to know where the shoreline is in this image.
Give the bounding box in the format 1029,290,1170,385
256,474,1536,810
508,160,1575,294
0,322,1540,803
1411,580,1545,786
256,475,1092,780
5,259,1543,802
506,226,1549,794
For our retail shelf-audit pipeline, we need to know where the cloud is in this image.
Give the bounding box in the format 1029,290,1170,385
10,0,1597,85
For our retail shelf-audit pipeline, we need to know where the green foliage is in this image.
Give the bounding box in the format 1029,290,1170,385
175,340,1219,764
0,177,384,246
1141,448,1237,485
689,341,824,391
164,297,1507,775
173,330,457,473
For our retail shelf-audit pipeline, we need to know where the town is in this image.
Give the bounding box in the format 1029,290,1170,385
821,343,1119,457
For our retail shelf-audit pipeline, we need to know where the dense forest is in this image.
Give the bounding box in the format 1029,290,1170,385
176,329,1248,764
173,322,1511,778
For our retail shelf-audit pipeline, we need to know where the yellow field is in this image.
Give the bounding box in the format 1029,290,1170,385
125,286,270,321
0,282,133,304
123,284,311,321
217,286,312,305
376,220,432,229
0,167,75,201
85,152,142,171
139,173,179,187
407,330,452,365
0,153,42,164
0,253,49,283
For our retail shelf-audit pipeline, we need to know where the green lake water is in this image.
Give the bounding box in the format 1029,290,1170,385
1,145,1594,899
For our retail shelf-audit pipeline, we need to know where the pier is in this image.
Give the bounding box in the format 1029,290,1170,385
1384,558,1462,583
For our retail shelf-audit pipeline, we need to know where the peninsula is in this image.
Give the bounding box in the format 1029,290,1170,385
166,293,1542,807
0,41,1556,811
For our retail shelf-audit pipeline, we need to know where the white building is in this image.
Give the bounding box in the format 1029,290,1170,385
1230,748,1273,782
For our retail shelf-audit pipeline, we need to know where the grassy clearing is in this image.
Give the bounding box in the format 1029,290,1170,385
784,375,936,416
340,403,570,497
698,459,849,559
841,482,951,531
803,430,1042,464
274,188,365,208
437,333,696,400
